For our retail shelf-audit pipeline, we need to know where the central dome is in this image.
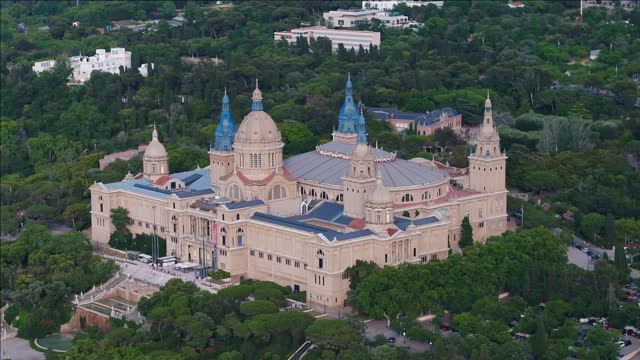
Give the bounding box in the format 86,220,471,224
235,81,282,145
235,111,281,144
144,125,168,158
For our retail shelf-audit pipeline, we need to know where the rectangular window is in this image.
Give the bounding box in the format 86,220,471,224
413,248,416,257
286,259,291,265
250,250,255,256
384,254,388,263
478,208,483,219
276,257,282,263
259,252,264,258
479,222,485,228
421,256,427,263
431,254,438,260
267,254,272,261
100,204,103,212
295,261,300,268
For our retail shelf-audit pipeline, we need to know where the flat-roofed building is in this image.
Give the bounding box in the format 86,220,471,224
323,9,416,29
274,26,381,53
367,106,462,135
362,0,444,11
33,48,132,84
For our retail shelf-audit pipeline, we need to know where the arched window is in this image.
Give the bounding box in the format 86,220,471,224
268,184,287,201
228,184,243,201
437,188,442,196
336,194,344,202
320,191,328,200
300,187,306,195
310,189,317,197
421,191,431,200
236,214,240,220
317,249,324,256
401,194,414,202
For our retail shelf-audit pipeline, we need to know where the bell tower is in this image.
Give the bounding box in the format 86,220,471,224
209,89,236,188
468,92,507,193
343,143,377,218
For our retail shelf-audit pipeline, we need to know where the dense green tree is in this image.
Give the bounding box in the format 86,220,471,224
530,317,548,359
459,215,473,249
305,319,361,352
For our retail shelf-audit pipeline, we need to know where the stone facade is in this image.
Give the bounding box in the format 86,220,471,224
90,79,507,313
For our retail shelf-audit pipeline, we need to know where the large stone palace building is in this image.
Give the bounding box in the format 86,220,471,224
90,77,508,312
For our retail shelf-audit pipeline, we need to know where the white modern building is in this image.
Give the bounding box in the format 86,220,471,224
274,26,381,53
138,63,154,78
362,0,443,11
323,9,417,29
32,48,132,84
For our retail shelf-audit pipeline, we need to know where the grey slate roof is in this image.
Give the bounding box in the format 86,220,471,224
394,216,440,231
224,199,265,210
292,202,356,227
284,141,448,188
103,168,216,199
367,107,459,126
251,212,374,242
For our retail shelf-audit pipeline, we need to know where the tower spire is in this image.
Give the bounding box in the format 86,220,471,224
214,88,237,151
337,74,357,134
356,107,367,144
251,79,263,111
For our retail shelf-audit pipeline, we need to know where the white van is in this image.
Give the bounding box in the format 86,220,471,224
138,254,152,264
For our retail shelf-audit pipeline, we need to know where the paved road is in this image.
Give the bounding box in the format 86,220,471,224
620,334,640,359
363,319,430,353
1,337,44,360
553,228,638,279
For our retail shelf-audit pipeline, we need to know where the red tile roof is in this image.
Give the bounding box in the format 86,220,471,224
347,218,365,230
387,228,398,236
134,173,145,180
221,167,296,185
154,175,172,186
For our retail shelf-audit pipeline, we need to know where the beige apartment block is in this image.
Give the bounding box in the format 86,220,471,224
274,26,381,53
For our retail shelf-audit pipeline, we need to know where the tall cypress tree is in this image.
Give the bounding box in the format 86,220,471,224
615,240,629,284
459,215,474,249
531,317,548,359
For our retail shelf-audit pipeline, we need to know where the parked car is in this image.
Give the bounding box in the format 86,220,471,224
615,340,625,349
586,250,594,256
576,245,584,251
581,247,589,253
388,337,396,344
591,254,600,260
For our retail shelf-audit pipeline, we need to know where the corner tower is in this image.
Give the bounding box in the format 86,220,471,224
143,124,169,181
468,92,507,193
365,169,393,225
343,143,377,218
210,89,237,188
332,74,359,144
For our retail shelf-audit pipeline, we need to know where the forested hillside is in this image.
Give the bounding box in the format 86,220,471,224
1,1,638,237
